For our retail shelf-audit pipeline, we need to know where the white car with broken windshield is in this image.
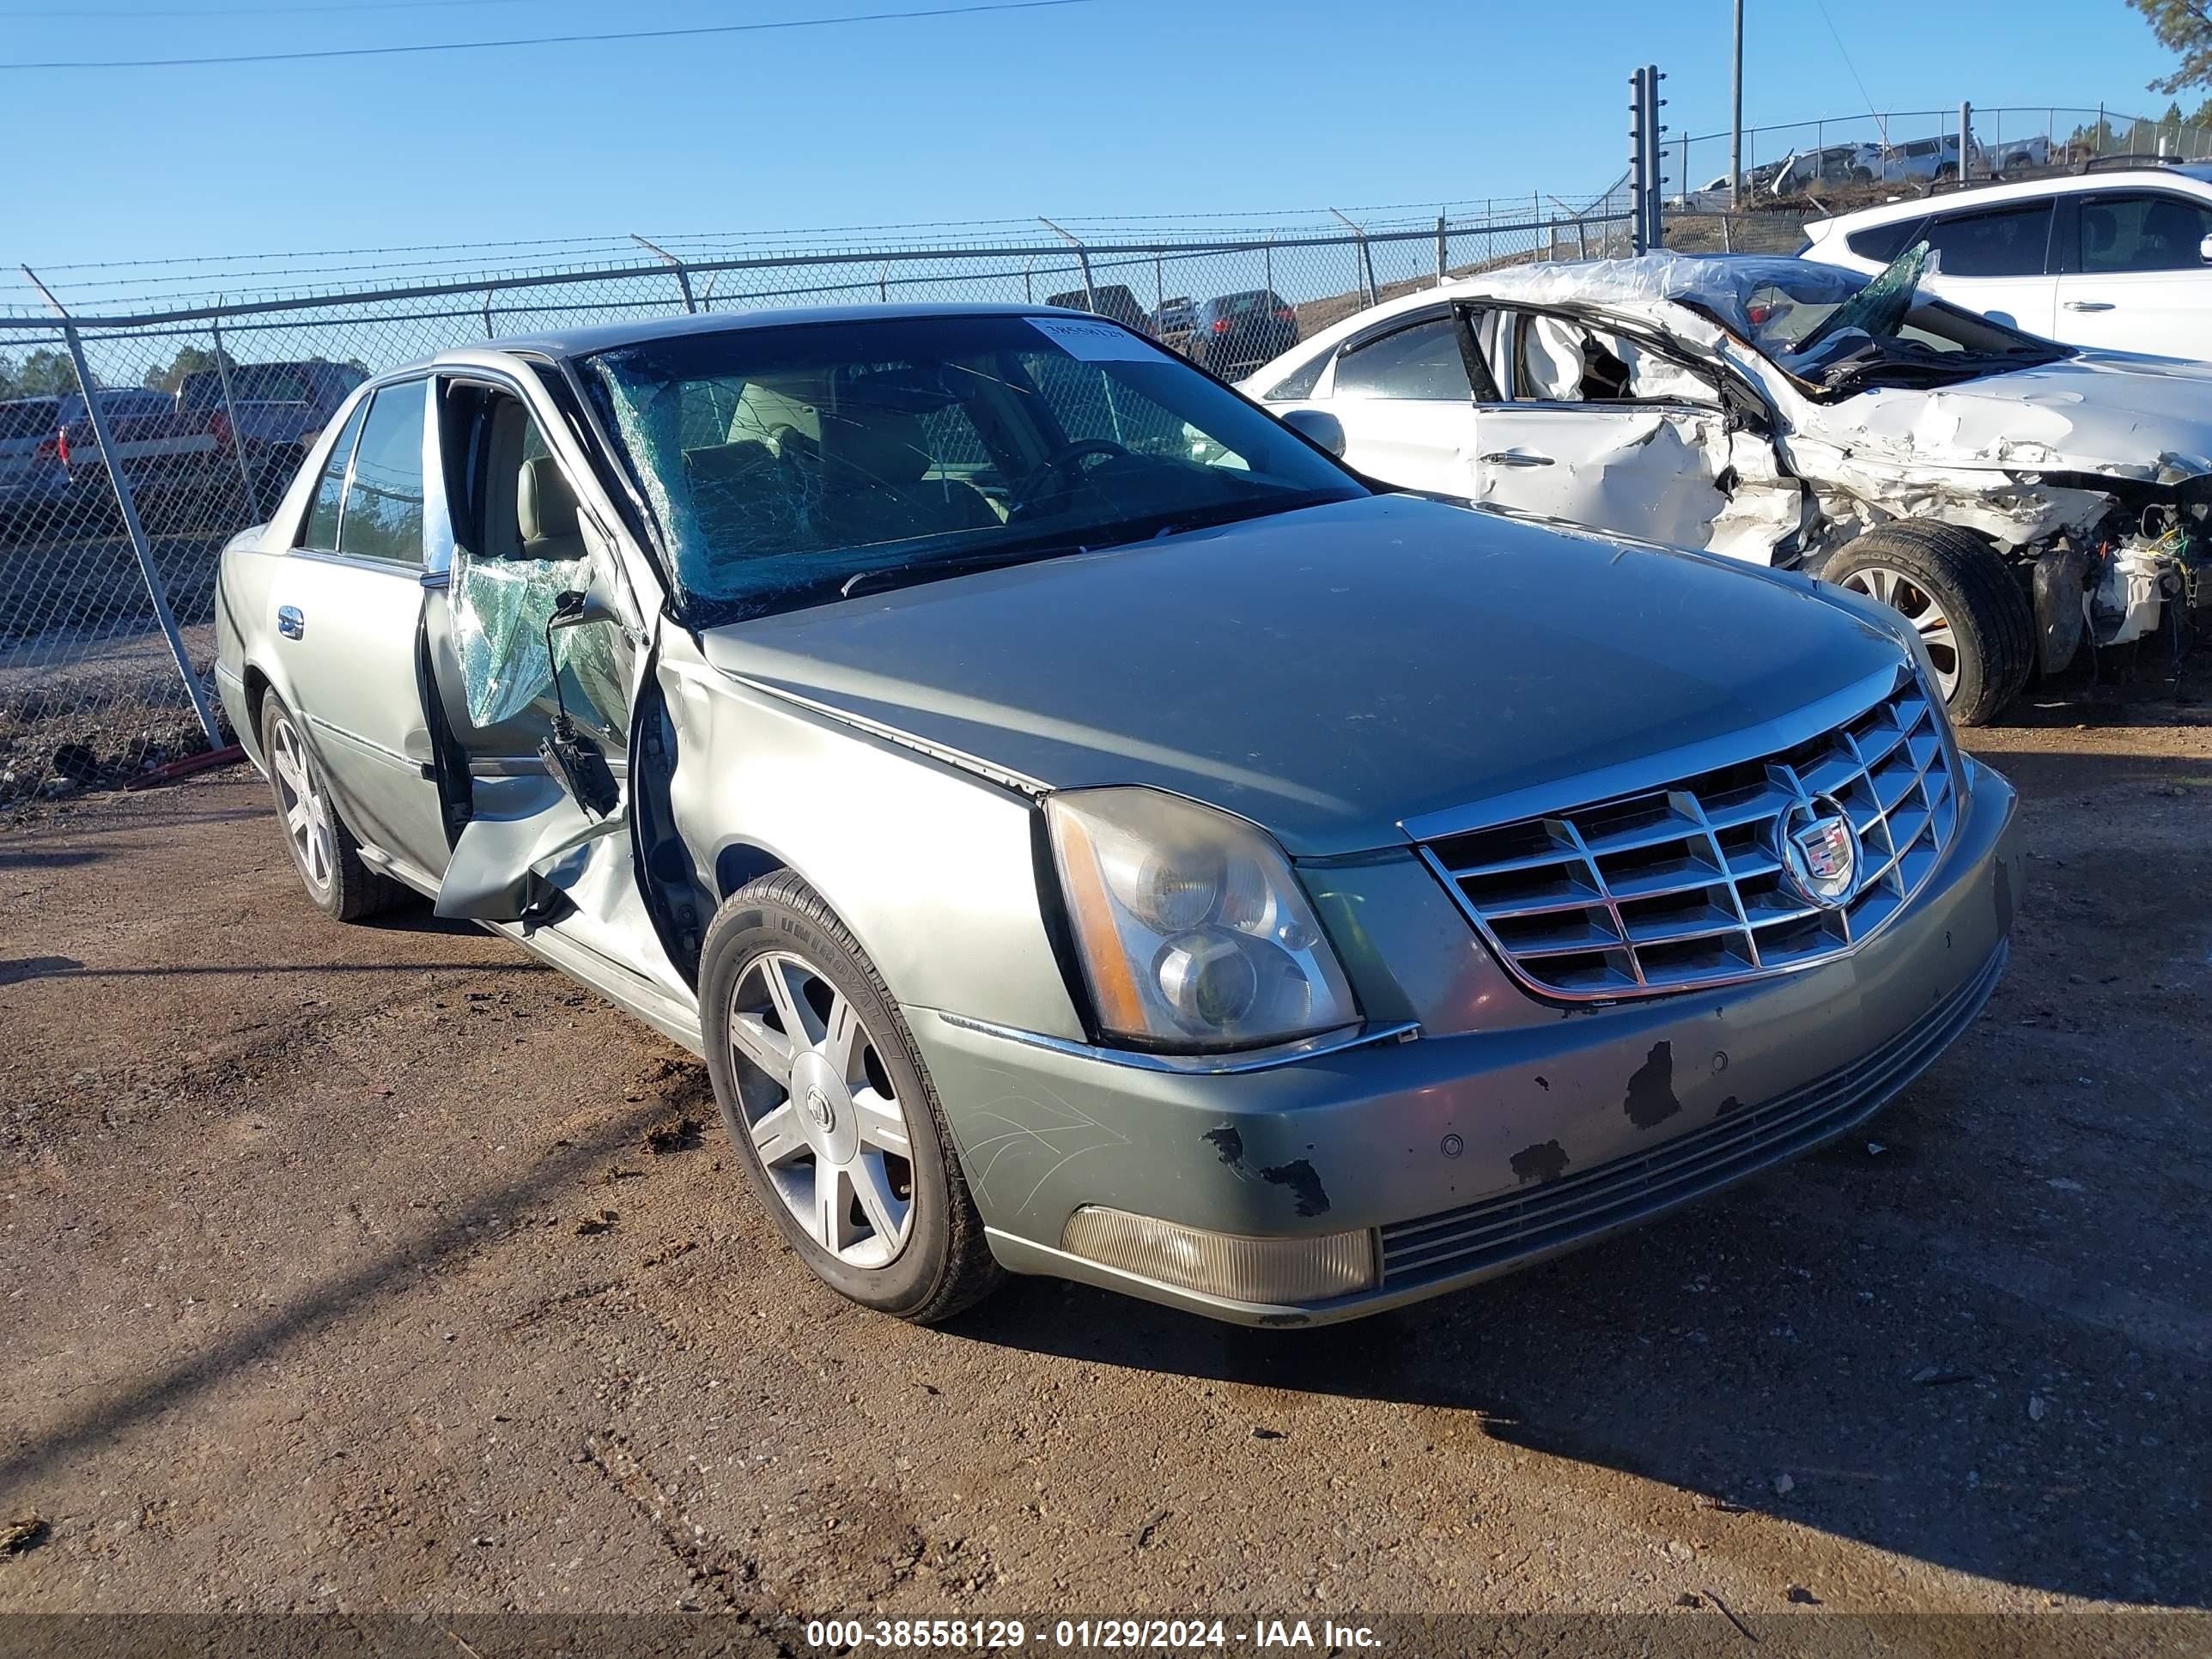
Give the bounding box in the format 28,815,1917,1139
1244,252,2212,724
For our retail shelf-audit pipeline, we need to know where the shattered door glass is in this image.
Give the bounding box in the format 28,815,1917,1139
450,552,628,733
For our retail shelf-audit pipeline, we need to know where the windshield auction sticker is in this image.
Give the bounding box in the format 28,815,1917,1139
1027,315,1159,362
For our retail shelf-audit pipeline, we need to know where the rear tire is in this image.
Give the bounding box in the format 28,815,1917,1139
1825,521,2033,726
258,693,409,921
702,872,1004,1323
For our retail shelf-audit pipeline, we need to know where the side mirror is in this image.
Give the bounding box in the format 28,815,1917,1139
1280,407,1346,458
547,562,622,632
2199,233,2212,264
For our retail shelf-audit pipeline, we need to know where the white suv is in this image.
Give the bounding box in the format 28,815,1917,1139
1801,162,2212,359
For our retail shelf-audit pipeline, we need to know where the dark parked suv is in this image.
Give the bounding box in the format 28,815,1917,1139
1192,289,1300,377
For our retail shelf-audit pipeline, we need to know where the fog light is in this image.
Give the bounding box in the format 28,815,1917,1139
1061,1206,1377,1304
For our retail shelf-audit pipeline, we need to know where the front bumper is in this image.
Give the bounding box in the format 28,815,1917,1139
908,757,2023,1327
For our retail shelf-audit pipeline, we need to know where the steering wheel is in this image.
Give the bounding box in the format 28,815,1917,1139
1008,438,1131,515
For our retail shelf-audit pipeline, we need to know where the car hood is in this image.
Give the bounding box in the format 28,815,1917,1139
699,495,1910,856
1826,349,2212,484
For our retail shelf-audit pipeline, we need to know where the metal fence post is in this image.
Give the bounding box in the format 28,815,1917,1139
1435,214,1446,286
210,309,262,523
1328,210,1376,307
1039,218,1095,310
1960,100,1973,180
482,290,495,339
631,234,698,313
21,269,221,745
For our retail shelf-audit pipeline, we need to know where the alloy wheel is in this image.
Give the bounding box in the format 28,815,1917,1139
1838,564,1960,701
726,951,916,1269
269,713,334,895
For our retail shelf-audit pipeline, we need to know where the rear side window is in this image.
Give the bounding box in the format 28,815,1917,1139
1265,349,1331,400
299,399,369,551
1919,202,2053,277
2079,192,2212,273
337,381,428,567
1845,218,1926,263
1334,316,1469,400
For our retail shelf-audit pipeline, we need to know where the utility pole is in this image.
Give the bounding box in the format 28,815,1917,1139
1729,0,1745,211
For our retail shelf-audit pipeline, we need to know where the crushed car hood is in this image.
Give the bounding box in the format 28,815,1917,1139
699,495,1910,855
1819,350,2212,484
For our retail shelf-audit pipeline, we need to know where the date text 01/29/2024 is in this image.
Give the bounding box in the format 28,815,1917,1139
803,1619,1383,1649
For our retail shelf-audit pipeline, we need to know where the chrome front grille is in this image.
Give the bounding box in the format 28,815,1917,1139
1419,675,1958,1000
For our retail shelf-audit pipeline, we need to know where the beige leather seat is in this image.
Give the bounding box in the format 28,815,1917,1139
519,455,586,562
818,406,998,545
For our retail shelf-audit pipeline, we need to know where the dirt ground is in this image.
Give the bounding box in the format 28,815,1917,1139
1,683,2208,1643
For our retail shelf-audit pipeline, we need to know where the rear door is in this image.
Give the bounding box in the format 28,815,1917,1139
2053,187,2212,357
271,380,453,883
1912,198,2058,337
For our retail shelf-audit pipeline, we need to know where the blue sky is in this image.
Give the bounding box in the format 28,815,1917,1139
0,0,2188,275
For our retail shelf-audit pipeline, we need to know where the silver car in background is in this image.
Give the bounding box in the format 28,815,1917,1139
215,305,2021,1328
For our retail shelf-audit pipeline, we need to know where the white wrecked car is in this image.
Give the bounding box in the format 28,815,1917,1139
1243,251,2212,722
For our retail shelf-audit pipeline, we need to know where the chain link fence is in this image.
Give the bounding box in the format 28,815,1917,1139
0,193,1636,804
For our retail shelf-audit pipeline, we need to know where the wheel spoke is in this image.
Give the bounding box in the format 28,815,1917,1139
850,1086,909,1157
728,1010,796,1085
848,1151,908,1244
285,799,311,836
812,1159,853,1252
749,1099,809,1166
821,991,866,1081
764,958,825,1048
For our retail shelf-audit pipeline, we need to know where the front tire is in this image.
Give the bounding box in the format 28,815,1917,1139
702,872,1003,1322
259,693,408,921
1826,521,2033,726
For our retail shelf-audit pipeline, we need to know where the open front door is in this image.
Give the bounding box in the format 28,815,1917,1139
421,375,646,933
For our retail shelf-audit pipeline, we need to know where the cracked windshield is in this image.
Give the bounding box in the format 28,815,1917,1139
585,312,1361,618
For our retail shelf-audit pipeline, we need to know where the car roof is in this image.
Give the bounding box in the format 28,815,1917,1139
1808,163,2212,231
475,301,1088,364
1255,253,1862,378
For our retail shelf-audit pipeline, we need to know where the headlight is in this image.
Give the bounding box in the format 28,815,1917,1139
1046,787,1358,1051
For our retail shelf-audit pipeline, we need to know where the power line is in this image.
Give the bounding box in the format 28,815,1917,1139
0,0,1090,70
0,0,538,15
1808,0,1888,145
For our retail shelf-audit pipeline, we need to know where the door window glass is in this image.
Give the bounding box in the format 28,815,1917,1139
1511,315,1716,404
2078,192,2212,273
338,382,428,567
1334,317,1470,400
298,400,369,550
1919,203,2053,277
